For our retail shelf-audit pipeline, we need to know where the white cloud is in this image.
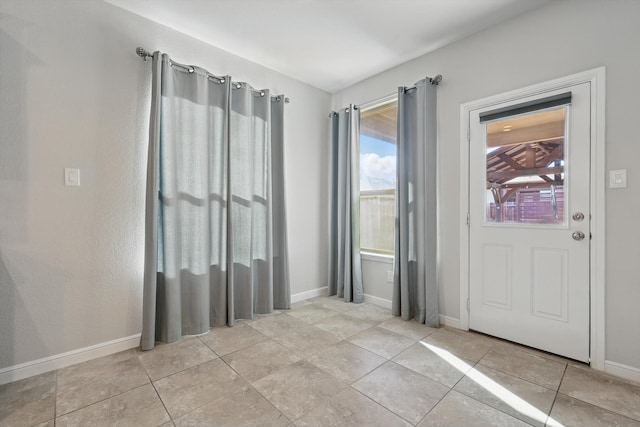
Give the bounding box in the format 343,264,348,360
360,153,396,191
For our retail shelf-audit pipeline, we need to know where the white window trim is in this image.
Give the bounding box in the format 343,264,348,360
359,93,397,110
361,251,394,264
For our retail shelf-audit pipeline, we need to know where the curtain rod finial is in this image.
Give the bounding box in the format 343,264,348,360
430,74,443,85
136,47,151,62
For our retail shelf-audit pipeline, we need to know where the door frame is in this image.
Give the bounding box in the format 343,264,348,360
459,68,606,369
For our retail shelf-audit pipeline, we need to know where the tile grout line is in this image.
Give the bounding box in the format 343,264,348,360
149,377,174,425
553,372,640,425
148,335,281,425
417,360,491,427
444,388,539,427
54,382,151,421
474,349,567,393
350,386,418,426
349,357,446,424
474,359,566,393
468,343,559,426
413,335,521,421
217,338,294,425
250,359,326,425
421,353,541,426
157,396,210,424
563,392,640,425
340,329,451,425
139,339,219,383
415,387,454,426
547,363,569,416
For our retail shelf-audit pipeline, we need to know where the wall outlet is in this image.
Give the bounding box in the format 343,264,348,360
387,270,394,283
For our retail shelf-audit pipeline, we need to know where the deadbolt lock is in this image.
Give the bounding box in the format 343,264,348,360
572,212,585,221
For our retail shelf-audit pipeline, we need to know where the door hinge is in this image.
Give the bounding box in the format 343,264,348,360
466,213,470,227
467,298,470,312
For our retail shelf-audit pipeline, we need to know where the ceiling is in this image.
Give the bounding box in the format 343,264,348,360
106,0,551,93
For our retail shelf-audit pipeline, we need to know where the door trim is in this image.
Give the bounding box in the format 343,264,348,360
459,68,606,369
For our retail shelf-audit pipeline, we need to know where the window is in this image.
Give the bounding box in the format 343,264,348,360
359,97,397,255
484,107,566,225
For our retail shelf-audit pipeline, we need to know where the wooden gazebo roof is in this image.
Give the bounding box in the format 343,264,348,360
487,139,564,185
486,108,565,192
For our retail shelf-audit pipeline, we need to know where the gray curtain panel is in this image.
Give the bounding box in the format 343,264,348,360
141,53,290,351
393,79,439,327
270,96,291,311
329,106,364,303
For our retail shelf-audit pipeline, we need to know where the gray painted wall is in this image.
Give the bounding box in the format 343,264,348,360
334,0,640,370
0,0,331,369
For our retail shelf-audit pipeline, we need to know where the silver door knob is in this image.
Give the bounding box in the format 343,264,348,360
572,231,585,241
572,212,585,221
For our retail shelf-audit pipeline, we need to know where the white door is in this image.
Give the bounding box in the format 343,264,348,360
469,83,591,362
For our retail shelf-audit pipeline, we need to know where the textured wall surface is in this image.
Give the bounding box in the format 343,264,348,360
333,0,640,370
0,0,331,369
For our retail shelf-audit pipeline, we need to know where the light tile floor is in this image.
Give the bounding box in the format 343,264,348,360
2,296,640,426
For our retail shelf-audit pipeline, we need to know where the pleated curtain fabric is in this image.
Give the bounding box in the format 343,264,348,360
141,52,290,351
270,98,291,311
329,106,364,303
393,79,439,327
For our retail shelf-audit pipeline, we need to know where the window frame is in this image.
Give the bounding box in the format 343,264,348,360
358,94,398,258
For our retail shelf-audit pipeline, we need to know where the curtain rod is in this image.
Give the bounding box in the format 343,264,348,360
136,47,290,103
327,74,442,117
328,106,359,118
429,74,443,85
404,74,443,92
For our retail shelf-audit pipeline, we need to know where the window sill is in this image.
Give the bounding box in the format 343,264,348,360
360,252,394,264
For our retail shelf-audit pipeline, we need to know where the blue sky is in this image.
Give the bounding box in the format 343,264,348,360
361,135,396,157
360,135,396,191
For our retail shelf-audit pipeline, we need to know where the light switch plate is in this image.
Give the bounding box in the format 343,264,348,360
64,168,80,186
609,169,626,188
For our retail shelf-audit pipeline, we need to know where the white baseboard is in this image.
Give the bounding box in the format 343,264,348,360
291,286,328,303
361,295,460,328
439,314,461,329
604,360,640,384
294,289,393,310
363,294,392,309
0,334,141,386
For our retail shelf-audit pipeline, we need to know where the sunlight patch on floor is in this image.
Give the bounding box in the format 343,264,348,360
420,341,563,427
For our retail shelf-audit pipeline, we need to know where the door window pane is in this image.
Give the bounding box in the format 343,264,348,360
485,108,566,225
360,99,397,254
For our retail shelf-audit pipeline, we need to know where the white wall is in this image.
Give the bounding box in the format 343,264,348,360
333,0,640,370
0,0,331,370
361,255,393,304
